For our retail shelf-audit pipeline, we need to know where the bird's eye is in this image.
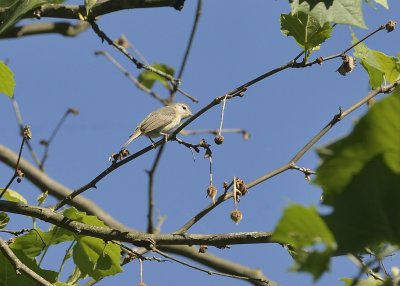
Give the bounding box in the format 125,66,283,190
182,106,187,110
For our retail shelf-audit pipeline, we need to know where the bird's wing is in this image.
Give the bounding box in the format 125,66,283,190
139,106,176,133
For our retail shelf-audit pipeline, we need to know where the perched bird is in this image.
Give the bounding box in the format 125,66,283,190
122,102,193,149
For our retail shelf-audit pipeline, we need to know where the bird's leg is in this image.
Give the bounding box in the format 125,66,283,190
160,132,169,143
147,137,156,148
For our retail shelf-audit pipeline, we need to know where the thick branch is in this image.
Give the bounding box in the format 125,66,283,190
19,0,185,20
160,245,277,286
0,200,274,247
0,21,89,39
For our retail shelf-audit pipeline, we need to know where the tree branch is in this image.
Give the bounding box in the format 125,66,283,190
0,200,274,247
0,21,89,39
16,0,185,21
160,245,277,286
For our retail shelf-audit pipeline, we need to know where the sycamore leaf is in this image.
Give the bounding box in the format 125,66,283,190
0,250,57,285
0,0,65,35
315,88,400,205
291,0,366,28
62,208,123,280
373,0,389,9
0,61,15,97
0,188,27,204
272,205,336,280
137,63,175,90
323,156,400,254
315,89,400,253
0,212,9,229
73,237,122,281
280,12,332,51
353,34,400,88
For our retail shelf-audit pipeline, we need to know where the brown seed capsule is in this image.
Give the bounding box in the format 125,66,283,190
230,209,243,224
214,135,224,145
16,169,24,178
337,55,356,76
199,245,208,253
316,57,324,64
207,185,217,203
235,178,248,196
199,139,209,148
23,125,32,140
385,20,396,32
67,108,80,115
115,35,130,49
223,181,229,190
242,131,250,140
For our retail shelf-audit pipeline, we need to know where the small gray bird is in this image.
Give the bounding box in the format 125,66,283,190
122,102,193,149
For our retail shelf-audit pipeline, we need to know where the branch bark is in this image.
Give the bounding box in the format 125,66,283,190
18,0,185,20
0,21,89,39
0,200,274,247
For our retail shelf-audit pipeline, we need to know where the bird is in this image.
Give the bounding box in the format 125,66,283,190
122,102,193,149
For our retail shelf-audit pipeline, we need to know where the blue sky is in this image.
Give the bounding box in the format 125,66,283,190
1,0,400,285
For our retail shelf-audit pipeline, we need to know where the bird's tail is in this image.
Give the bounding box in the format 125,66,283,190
121,130,141,149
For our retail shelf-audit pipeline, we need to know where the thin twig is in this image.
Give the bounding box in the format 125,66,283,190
40,109,77,170
152,247,269,284
348,254,384,283
94,50,167,104
298,23,386,67
171,0,202,101
89,19,182,90
0,236,53,286
122,34,150,65
10,97,41,167
0,135,25,199
146,144,165,233
218,94,228,136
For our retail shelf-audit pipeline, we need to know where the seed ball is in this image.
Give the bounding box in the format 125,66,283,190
214,135,224,145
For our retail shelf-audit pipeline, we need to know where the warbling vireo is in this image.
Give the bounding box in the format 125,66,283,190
122,102,193,149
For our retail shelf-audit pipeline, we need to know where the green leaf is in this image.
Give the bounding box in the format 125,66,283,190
291,0,366,28
315,88,400,205
272,205,336,249
341,277,388,286
373,0,389,9
84,0,97,15
0,0,65,35
137,63,175,90
73,237,122,281
0,188,27,204
0,212,10,229
0,249,57,285
10,229,48,258
272,205,336,280
353,34,400,88
37,190,48,206
280,12,332,51
0,61,15,97
291,249,331,281
63,208,123,280
10,227,74,258
323,155,400,254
